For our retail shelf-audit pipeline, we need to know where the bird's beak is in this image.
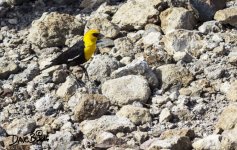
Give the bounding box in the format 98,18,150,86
97,33,104,40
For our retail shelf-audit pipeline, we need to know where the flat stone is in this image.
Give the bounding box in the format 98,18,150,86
102,75,151,106
221,125,237,150
214,7,237,27
192,135,222,150
0,61,19,79
162,29,206,57
80,115,135,138
56,77,78,100
116,105,152,125
111,60,159,88
160,128,195,140
28,12,85,48
48,131,73,149
160,7,196,34
155,64,193,91
216,104,237,131
87,54,120,82
226,81,237,101
141,136,192,150
74,94,110,122
198,21,223,34
112,0,163,30
35,94,57,112
6,118,36,135
159,108,172,122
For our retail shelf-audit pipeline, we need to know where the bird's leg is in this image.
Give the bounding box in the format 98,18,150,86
79,65,90,81
65,67,85,87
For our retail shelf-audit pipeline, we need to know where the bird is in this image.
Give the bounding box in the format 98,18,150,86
42,29,102,79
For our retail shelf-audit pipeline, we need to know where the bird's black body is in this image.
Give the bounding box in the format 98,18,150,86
51,40,86,67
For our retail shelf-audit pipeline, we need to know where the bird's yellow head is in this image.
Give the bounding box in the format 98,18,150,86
83,29,101,43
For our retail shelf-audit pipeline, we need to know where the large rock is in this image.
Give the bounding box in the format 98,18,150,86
216,104,237,131
140,136,192,150
190,0,226,21
28,12,85,48
80,115,135,138
85,14,120,38
198,21,223,34
35,94,57,112
48,131,73,150
221,126,237,150
113,37,134,57
56,77,78,99
192,135,222,150
160,7,196,34
160,128,195,140
96,131,118,145
87,55,120,82
221,30,237,45
228,48,237,66
141,30,162,47
6,118,36,135
112,0,163,30
102,75,151,106
116,105,152,125
74,94,110,122
0,61,19,79
204,64,225,80
159,108,173,122
155,64,193,91
226,81,237,101
162,29,206,58
214,7,237,28
111,60,159,88
51,114,70,130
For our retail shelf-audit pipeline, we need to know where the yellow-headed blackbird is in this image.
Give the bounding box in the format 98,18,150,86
48,29,102,67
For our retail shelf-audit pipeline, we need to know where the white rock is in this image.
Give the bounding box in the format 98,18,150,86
56,77,78,99
226,81,237,101
141,136,191,150
87,54,120,82
160,7,196,34
35,94,57,111
28,12,85,48
198,21,223,34
116,105,152,125
48,131,73,149
215,7,237,27
216,104,237,131
159,108,172,122
162,29,206,57
112,0,162,30
6,118,36,135
111,60,158,88
192,135,222,150
142,31,162,47
80,115,135,138
96,131,116,144
102,75,151,106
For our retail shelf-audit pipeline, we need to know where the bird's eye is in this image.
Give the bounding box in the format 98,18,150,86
92,33,99,37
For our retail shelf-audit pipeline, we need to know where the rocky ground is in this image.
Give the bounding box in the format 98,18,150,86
0,0,237,149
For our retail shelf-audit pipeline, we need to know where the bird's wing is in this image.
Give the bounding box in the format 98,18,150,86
51,40,85,65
